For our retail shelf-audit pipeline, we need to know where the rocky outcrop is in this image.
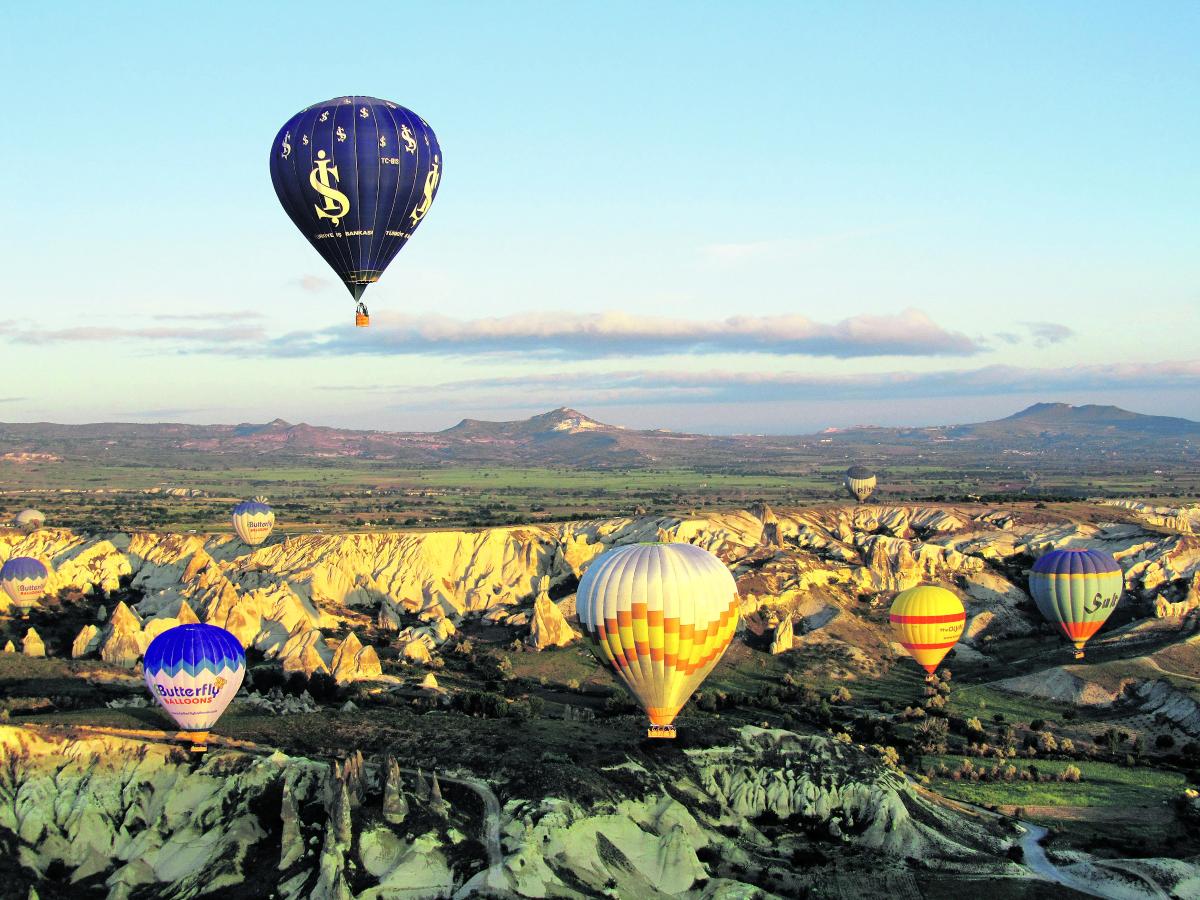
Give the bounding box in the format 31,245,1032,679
330,632,382,684
99,601,147,668
71,624,101,658
21,629,45,658
770,613,794,654
527,577,579,650
277,622,333,677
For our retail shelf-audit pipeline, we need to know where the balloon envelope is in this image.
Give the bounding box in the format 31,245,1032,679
14,509,45,531
0,556,48,613
890,584,965,674
269,95,442,303
144,624,245,732
845,466,877,502
1029,548,1123,655
577,542,740,728
232,497,274,546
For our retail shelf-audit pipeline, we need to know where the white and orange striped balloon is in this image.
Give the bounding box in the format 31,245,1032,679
578,542,740,730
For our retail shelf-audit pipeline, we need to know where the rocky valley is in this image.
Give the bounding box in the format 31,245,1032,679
2,498,1200,897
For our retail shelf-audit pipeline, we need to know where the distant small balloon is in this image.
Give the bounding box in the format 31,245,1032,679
144,624,245,735
845,466,877,502
0,556,49,615
14,509,45,531
889,584,965,675
1029,548,1123,659
232,497,274,546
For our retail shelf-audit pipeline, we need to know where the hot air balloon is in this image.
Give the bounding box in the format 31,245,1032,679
14,509,45,532
0,556,48,617
270,96,442,327
232,497,274,546
845,466,877,502
890,584,965,676
144,623,245,752
1029,548,1123,659
577,542,740,738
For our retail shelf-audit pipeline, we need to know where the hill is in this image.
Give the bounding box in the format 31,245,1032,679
0,402,1196,472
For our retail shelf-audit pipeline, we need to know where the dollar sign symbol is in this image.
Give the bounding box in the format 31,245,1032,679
410,155,439,225
310,150,351,226
360,107,369,119
379,135,387,148
281,132,291,159
336,126,347,142
401,124,417,154
319,110,329,122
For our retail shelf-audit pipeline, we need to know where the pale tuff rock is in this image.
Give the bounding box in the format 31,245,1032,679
238,688,319,715
22,628,45,658
2,641,13,653
400,637,434,664
330,632,382,685
527,577,580,649
770,613,794,655
429,771,449,819
1134,680,1200,738
71,624,101,658
3,501,1199,682
0,726,324,897
419,673,441,691
997,667,1122,707
382,758,409,824
99,601,147,668
278,621,333,676
280,780,304,869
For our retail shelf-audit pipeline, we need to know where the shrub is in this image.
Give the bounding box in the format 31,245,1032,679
1059,764,1082,783
1155,734,1176,750
1037,731,1058,753
1029,719,1045,731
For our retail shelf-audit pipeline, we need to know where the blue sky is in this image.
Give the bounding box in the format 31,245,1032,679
1,2,1197,433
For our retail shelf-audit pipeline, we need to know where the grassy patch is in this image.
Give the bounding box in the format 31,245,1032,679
923,754,1186,808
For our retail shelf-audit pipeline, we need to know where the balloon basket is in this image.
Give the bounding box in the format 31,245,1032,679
355,313,370,327
178,730,210,753
647,725,676,739
1073,650,1085,660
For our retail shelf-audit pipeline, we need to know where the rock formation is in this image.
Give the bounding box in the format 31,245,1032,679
330,631,382,684
382,758,409,825
21,628,45,658
71,624,101,658
99,601,147,668
770,613,794,655
527,577,579,650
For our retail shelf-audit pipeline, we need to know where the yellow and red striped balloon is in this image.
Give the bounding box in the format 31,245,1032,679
889,584,966,674
578,542,740,734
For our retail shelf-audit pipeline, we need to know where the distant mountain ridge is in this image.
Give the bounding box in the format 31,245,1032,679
0,403,1196,469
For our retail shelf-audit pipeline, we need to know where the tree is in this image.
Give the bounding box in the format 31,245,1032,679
915,717,950,754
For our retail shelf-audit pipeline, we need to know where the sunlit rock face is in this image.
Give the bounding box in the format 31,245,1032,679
495,727,1012,897
3,502,1196,685
0,727,469,900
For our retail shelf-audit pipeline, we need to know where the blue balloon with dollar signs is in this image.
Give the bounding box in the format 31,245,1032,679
269,96,442,326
